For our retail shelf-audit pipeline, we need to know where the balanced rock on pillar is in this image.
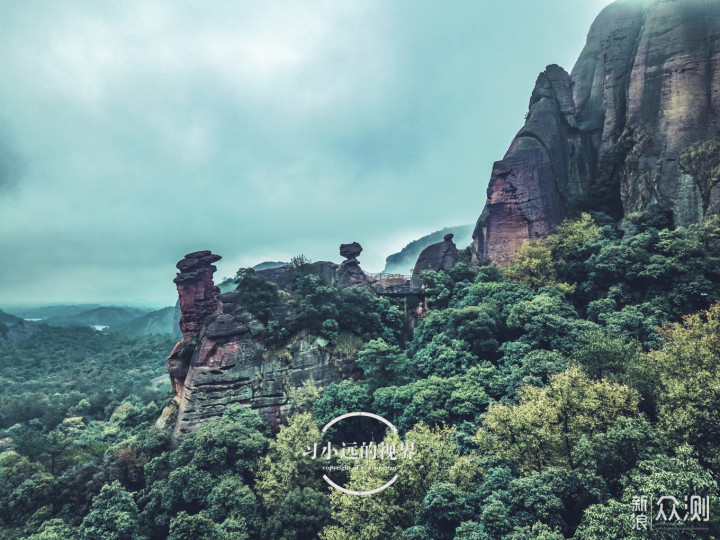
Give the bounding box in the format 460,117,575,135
337,242,367,288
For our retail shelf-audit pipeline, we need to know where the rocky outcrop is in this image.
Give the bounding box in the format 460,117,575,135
167,251,223,395
165,239,459,436
172,300,182,339
165,250,357,436
473,0,720,264
174,325,352,435
256,265,294,289
370,274,410,294
411,233,458,286
383,224,473,275
337,242,367,288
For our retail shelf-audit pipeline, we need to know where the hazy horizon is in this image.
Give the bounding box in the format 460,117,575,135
1,0,615,305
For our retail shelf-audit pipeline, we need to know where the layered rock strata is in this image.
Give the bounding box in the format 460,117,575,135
167,249,357,436
167,251,222,395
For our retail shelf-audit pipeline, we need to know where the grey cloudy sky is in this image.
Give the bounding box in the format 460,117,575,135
0,0,615,307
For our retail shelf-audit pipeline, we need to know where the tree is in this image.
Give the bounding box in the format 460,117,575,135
372,370,491,433
79,481,142,540
207,474,262,535
337,287,404,345
506,521,564,539
573,499,636,540
503,241,574,293
139,406,268,537
356,339,408,391
290,254,312,268
45,416,84,475
27,519,79,540
312,381,374,442
262,487,332,540
570,328,640,380
7,471,55,525
415,482,474,539
578,415,663,497
547,213,601,257
501,349,566,397
292,275,341,339
453,521,486,539
255,412,324,511
234,268,278,324
478,367,640,472
168,511,219,540
505,293,592,354
287,377,323,415
169,404,268,481
575,445,720,539
419,270,455,310
651,303,720,471
408,305,501,378
321,424,463,539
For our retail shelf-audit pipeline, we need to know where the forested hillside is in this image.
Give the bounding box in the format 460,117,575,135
1,212,719,538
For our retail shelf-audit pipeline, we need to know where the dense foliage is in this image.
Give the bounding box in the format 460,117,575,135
2,213,720,538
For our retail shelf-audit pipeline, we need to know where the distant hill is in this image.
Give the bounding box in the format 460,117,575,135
8,304,103,320
217,278,235,294
383,224,473,275
0,309,22,325
253,261,289,271
44,306,151,328
112,306,176,336
216,262,289,293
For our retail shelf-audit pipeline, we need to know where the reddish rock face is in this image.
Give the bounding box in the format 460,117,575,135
474,0,720,265
167,250,222,395
338,259,367,288
164,250,357,436
411,235,458,286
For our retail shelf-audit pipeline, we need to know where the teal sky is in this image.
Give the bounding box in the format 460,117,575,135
0,0,615,307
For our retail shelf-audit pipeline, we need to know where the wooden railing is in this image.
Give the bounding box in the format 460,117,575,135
365,272,413,280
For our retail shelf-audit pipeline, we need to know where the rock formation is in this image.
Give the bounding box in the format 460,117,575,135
165,250,356,436
164,240,450,436
337,242,367,288
167,251,223,395
411,233,458,286
473,0,720,265
384,224,473,275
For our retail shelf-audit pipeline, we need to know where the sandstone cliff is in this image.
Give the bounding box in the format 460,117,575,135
166,246,379,436
473,0,720,265
164,240,449,436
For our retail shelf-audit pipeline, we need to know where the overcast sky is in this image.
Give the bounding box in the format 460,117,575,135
0,0,616,308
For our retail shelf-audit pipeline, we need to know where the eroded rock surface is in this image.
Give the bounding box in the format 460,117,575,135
166,250,357,436
473,0,720,264
411,233,458,286
167,251,223,395
338,242,367,288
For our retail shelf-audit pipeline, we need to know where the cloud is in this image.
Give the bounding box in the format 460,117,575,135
0,123,22,192
0,0,616,306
